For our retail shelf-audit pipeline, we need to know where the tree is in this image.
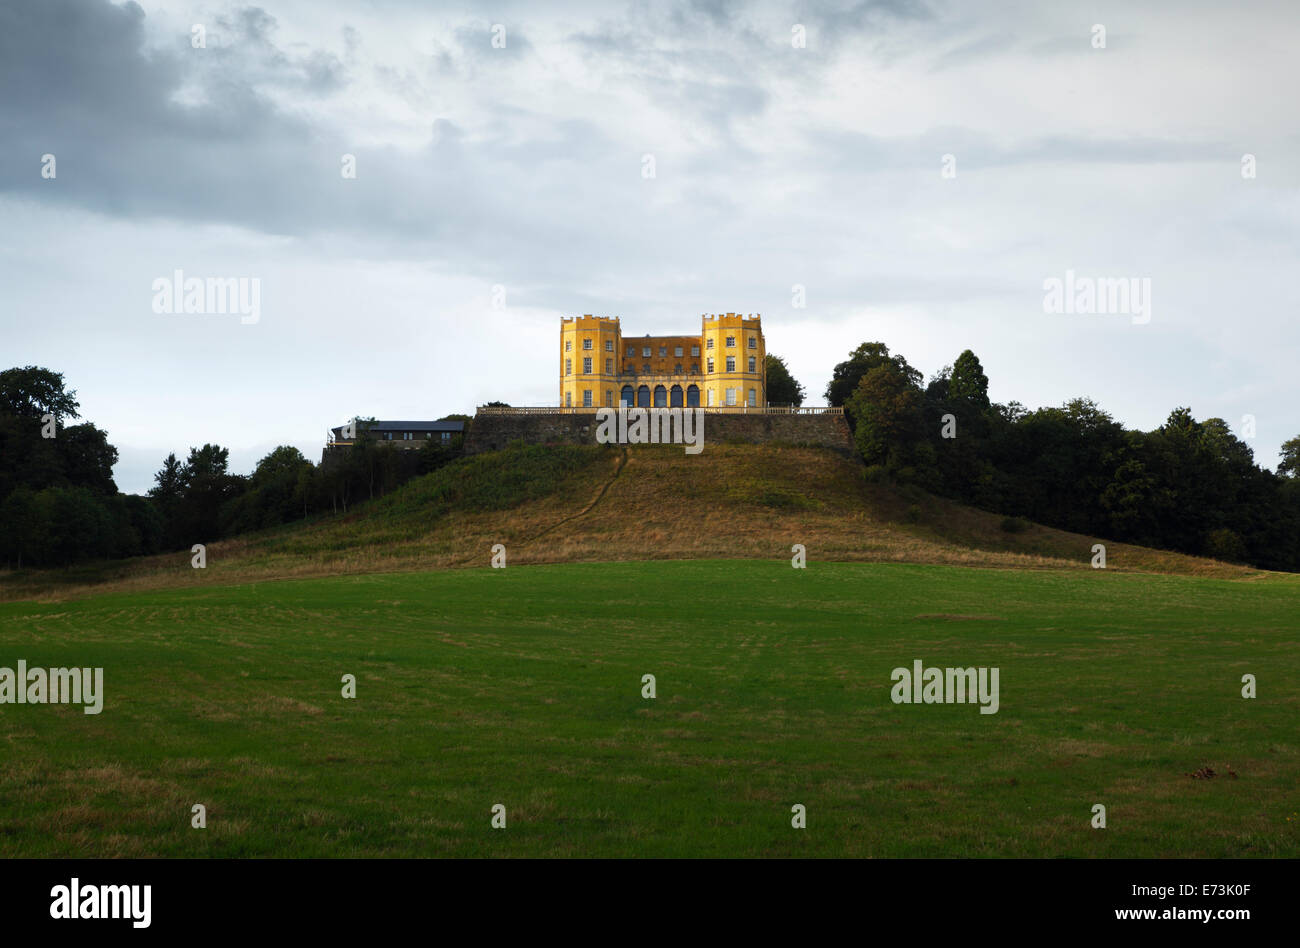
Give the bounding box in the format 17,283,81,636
948,350,990,407
159,444,244,548
925,365,951,403
0,412,63,498
1203,527,1248,563
0,486,124,568
225,446,315,532
0,487,39,568
182,443,231,484
0,366,80,420
418,434,461,474
989,398,1126,534
764,355,805,407
150,453,185,504
1100,445,1172,545
1279,436,1300,478
122,495,164,556
923,354,995,504
294,465,321,519
56,423,118,494
825,342,920,407
250,446,310,488
845,362,927,474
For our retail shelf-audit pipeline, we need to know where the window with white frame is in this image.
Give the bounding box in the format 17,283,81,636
748,388,756,406
583,338,592,350
583,389,593,407
726,356,735,372
725,336,735,347
707,358,714,373
691,345,700,356
726,388,737,406
748,356,756,372
565,359,572,375
583,357,592,374
747,336,756,349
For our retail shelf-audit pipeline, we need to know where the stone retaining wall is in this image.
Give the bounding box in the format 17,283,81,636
464,411,857,457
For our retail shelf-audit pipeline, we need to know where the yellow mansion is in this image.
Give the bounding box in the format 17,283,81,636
559,313,766,410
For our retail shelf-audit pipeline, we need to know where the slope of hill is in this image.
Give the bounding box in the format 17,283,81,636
0,442,1275,602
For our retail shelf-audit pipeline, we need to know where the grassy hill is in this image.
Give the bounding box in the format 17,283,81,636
0,442,1273,603
2,443,1296,858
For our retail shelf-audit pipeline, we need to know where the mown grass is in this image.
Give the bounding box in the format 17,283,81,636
1,560,1296,857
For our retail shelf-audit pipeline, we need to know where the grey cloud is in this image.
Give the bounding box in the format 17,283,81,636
805,0,934,46
929,32,1016,70
2,0,1294,329
808,126,1232,174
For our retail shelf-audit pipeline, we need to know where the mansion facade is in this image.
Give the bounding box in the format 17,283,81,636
559,313,765,410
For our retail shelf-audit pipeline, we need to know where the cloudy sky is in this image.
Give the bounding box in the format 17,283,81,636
2,0,1297,494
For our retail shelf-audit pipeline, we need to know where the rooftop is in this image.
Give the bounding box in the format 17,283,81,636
331,419,465,434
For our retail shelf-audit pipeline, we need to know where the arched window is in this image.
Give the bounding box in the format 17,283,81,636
686,384,700,407
670,385,683,407
637,385,651,407
653,385,668,407
621,385,634,407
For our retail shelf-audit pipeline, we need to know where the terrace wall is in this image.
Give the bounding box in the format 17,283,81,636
463,410,857,457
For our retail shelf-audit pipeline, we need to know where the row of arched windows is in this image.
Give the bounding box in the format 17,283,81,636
620,384,701,408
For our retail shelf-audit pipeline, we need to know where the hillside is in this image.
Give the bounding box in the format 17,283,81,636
0,442,1274,602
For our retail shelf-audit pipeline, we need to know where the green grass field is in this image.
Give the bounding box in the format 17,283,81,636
1,560,1297,857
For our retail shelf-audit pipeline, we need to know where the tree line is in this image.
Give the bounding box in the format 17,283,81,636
0,367,463,568
823,343,1300,570
5,359,1299,572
